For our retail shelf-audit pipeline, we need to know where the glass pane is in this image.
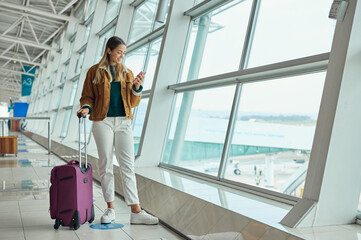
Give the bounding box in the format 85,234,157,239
62,63,69,82
47,91,53,110
69,80,79,106
143,38,162,91
128,0,159,44
68,40,75,59
224,72,326,197
51,111,58,133
60,109,72,138
247,0,335,68
103,0,122,27
56,87,63,109
124,45,148,80
75,51,85,74
163,86,236,176
95,27,116,63
83,22,92,45
181,0,252,83
85,0,97,20
133,98,149,155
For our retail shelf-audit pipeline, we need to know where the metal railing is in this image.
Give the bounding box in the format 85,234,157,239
0,117,51,154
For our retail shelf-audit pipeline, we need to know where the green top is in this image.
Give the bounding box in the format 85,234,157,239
81,65,143,116
107,65,126,117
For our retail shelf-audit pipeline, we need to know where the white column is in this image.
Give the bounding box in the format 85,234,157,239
135,0,194,167
114,0,135,41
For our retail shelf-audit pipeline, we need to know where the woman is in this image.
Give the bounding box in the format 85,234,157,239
77,36,158,225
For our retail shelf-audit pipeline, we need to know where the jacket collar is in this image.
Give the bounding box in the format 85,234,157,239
98,64,129,74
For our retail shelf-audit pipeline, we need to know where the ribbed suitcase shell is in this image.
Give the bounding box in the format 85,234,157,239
50,160,94,229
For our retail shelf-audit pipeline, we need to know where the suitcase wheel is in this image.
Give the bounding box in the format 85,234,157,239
70,210,81,230
73,223,80,230
54,219,62,230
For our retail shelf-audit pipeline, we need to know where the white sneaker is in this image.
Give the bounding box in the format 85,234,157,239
101,208,115,224
130,210,159,225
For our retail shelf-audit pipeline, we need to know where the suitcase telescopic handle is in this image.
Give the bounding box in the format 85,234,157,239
77,113,87,169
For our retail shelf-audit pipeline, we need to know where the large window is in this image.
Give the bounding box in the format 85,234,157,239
124,37,162,156
95,27,116,63
246,0,335,68
124,38,162,91
124,45,148,79
60,109,72,138
161,0,334,198
133,98,149,155
103,0,122,27
180,0,252,82
224,72,325,196
128,0,160,44
163,86,235,174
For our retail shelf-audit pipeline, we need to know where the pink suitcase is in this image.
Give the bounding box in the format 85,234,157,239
49,115,94,230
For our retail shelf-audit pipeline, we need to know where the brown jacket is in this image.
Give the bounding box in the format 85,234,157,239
79,64,142,121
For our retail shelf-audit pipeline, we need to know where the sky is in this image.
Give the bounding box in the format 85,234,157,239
177,0,335,114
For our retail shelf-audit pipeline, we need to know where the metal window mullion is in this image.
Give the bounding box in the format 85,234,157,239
239,0,260,70
160,162,298,204
168,53,329,93
217,0,260,178
97,17,117,36
127,26,165,52
217,83,242,178
151,0,160,29
142,42,152,73
184,0,234,20
130,0,146,8
127,0,139,42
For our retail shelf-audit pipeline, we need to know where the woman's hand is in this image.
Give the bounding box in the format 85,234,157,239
77,108,89,118
133,72,144,90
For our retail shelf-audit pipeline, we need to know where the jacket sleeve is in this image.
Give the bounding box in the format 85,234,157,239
127,70,142,108
79,67,96,109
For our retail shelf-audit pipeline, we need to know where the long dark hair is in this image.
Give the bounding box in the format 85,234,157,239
94,36,127,84
105,36,126,62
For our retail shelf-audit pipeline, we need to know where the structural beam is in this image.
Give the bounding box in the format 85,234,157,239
0,1,80,23
0,36,57,51
0,55,42,67
42,24,65,45
58,0,80,15
25,16,40,44
0,68,36,76
1,16,24,37
48,0,57,14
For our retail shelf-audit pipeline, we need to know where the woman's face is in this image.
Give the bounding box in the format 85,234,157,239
107,44,126,65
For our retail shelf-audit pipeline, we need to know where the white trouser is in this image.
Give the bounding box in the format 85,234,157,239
92,117,139,205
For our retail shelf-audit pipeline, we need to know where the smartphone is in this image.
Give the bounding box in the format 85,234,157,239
134,71,146,84
137,71,146,77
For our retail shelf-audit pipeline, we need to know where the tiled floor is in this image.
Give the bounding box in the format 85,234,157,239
0,132,184,240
